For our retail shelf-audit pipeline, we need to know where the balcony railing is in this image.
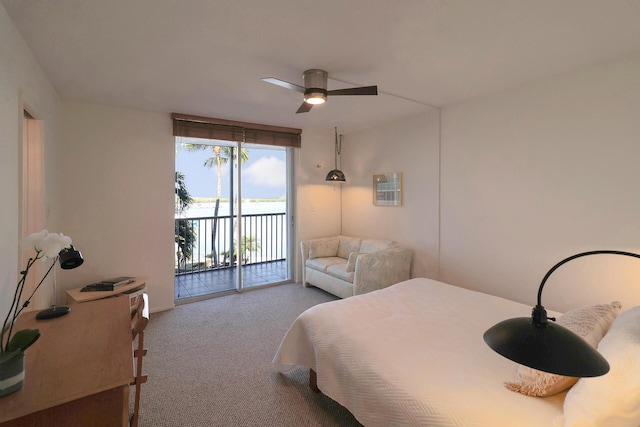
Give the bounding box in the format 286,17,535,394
175,212,287,275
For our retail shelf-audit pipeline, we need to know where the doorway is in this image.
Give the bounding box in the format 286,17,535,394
20,110,46,307
174,137,293,302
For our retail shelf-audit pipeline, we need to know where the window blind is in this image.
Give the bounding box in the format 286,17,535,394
172,113,301,148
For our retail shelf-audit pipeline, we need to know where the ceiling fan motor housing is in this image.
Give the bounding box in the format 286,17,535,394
303,69,328,89
303,69,328,104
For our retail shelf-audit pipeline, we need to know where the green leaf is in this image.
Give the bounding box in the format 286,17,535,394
7,329,40,352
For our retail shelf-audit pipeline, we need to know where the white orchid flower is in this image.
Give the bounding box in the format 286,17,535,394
21,230,73,260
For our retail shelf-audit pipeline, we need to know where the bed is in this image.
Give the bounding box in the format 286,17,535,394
273,278,640,427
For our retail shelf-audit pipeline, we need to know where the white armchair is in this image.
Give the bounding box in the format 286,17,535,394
300,235,413,298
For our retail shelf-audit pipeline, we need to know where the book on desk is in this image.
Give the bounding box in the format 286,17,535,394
81,276,135,292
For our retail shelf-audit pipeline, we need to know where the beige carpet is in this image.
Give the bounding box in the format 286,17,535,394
135,283,363,426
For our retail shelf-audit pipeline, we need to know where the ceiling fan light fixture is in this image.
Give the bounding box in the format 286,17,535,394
304,89,327,105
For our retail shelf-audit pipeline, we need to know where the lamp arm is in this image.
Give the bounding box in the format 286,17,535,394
17,256,59,316
535,250,640,315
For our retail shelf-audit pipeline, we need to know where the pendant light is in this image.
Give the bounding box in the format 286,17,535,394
325,127,346,182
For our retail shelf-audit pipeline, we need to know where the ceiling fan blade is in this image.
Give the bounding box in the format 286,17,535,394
261,77,305,93
296,102,313,114
327,85,378,96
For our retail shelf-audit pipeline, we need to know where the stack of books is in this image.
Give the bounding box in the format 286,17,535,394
80,277,135,292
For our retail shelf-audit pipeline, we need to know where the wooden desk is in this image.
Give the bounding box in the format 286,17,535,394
66,276,146,305
0,297,134,426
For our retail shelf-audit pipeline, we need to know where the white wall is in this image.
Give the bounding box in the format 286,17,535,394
0,5,61,316
294,127,343,280
440,53,640,312
56,101,176,312
340,111,441,278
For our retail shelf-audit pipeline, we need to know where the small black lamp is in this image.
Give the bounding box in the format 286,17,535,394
483,250,640,377
325,127,346,182
36,245,84,320
59,245,84,270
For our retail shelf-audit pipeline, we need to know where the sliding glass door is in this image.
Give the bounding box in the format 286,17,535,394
236,143,290,291
174,137,292,301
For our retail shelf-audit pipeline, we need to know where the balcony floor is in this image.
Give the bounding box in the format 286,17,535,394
175,260,288,301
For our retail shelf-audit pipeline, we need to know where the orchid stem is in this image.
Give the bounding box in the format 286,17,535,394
1,254,48,353
1,256,35,352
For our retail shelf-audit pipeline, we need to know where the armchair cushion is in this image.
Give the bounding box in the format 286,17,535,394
306,256,345,273
327,264,355,282
338,237,362,259
308,237,339,259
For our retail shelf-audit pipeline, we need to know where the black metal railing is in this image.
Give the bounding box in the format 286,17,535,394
174,212,287,275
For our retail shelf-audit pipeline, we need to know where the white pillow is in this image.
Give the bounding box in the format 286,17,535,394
555,306,640,427
505,302,621,397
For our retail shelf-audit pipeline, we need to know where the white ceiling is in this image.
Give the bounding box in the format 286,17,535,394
3,0,640,132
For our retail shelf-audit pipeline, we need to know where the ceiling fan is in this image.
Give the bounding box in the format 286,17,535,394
261,69,378,114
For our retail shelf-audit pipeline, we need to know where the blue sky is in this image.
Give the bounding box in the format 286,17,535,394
175,141,286,199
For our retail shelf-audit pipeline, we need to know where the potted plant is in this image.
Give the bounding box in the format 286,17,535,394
0,230,73,397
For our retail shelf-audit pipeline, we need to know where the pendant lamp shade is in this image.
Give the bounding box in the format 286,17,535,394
325,169,346,182
326,127,345,182
484,250,640,377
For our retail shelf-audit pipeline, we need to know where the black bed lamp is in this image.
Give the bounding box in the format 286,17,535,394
36,245,84,320
483,250,640,377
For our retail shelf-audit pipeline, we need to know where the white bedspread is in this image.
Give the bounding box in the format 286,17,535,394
274,278,565,426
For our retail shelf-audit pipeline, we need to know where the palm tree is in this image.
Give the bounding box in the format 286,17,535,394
183,144,249,266
175,171,195,269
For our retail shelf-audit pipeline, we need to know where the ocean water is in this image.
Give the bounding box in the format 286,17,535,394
177,201,286,219
175,201,288,263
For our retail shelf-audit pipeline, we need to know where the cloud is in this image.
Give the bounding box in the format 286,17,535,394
243,156,286,187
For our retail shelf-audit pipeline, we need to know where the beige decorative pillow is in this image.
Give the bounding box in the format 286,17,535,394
345,252,362,272
308,238,339,260
505,301,622,397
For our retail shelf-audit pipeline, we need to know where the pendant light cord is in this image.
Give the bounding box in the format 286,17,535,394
334,127,339,169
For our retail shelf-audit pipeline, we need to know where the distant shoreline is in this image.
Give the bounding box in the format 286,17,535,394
190,197,285,204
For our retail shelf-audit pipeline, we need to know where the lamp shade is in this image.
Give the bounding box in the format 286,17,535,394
58,245,84,269
484,250,640,377
325,169,346,182
483,313,610,377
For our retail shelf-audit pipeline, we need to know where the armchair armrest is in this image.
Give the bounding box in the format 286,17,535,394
353,247,413,295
